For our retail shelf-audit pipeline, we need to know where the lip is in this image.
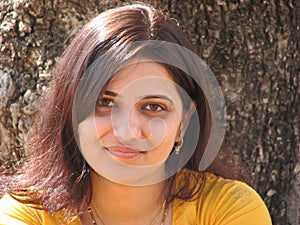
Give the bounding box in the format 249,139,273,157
105,146,144,159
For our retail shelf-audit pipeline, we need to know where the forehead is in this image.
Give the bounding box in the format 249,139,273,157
107,61,175,90
104,61,183,109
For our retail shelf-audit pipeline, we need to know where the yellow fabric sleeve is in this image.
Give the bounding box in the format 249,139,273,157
0,194,80,225
0,194,43,225
172,171,272,225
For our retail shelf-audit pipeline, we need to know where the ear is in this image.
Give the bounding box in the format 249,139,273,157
178,101,196,138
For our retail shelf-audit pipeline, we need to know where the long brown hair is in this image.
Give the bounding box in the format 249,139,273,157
1,3,222,216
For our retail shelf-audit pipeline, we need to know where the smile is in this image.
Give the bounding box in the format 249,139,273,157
105,146,145,159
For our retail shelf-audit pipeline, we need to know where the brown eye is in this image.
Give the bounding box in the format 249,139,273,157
97,98,115,107
144,104,165,112
95,98,117,115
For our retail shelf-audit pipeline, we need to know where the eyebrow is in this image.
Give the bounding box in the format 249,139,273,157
142,95,174,104
102,91,118,97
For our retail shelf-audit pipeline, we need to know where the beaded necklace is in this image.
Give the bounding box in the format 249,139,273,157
87,200,169,225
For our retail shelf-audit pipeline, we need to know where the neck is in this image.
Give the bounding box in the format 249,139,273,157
90,171,170,225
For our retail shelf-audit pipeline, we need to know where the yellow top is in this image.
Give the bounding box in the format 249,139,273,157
0,170,272,225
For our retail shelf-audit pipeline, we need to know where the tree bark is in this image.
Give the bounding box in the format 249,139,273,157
0,0,299,224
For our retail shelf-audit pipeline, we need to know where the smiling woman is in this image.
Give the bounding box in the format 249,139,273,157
92,61,184,164
0,3,272,225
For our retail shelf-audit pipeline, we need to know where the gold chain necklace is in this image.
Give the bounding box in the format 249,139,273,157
87,200,169,225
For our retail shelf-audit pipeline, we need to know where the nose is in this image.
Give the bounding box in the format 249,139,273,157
112,106,144,142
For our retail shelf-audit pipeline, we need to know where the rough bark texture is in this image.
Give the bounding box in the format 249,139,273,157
0,0,299,224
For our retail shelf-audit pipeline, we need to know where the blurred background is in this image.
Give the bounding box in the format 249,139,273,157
0,0,299,224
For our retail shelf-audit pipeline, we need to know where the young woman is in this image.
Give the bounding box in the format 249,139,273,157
0,3,272,225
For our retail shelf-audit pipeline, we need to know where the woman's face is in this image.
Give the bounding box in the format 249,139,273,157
78,61,193,184
97,61,184,165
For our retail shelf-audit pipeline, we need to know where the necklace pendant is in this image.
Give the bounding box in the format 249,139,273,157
87,207,97,225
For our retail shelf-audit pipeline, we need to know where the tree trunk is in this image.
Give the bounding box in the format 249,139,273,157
0,0,299,224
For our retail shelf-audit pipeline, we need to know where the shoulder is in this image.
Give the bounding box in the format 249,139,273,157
0,194,43,224
0,194,81,225
173,169,272,225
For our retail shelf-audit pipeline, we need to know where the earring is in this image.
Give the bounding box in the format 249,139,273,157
174,138,184,155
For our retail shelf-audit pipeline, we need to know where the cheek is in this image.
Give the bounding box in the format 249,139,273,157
155,127,178,160
94,116,112,138
159,116,181,148
164,124,179,144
